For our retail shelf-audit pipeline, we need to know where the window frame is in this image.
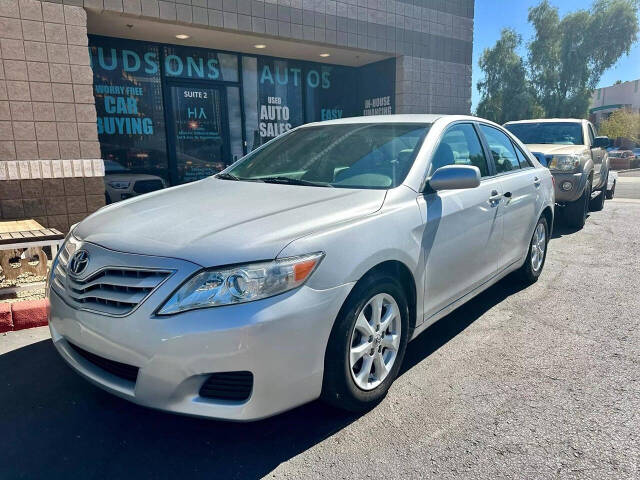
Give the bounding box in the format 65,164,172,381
421,121,494,192
511,140,534,169
476,123,523,176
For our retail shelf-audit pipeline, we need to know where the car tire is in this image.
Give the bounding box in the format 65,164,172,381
516,215,549,284
565,179,591,229
589,176,607,212
321,274,409,413
606,180,615,199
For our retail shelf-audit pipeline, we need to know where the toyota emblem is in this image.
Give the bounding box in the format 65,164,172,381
68,250,89,276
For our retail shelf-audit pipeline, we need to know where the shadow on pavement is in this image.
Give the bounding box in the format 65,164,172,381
550,214,587,239
0,276,527,480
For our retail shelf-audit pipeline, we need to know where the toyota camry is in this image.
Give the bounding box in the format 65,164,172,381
48,115,554,420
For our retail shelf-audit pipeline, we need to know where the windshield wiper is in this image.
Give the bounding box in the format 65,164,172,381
259,176,334,187
216,172,240,181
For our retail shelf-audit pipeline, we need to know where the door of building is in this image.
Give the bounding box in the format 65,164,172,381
166,83,230,185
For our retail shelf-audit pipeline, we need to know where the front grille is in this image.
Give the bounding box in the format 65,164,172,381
52,243,170,316
68,341,139,383
199,371,253,402
133,179,164,194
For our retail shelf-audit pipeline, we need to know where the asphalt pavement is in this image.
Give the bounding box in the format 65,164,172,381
1,191,639,479
617,169,640,199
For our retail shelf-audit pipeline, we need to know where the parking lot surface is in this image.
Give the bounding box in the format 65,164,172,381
1,197,639,479
617,170,640,199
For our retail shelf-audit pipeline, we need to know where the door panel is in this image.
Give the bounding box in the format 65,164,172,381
478,124,539,269
419,179,503,319
168,85,228,184
419,122,502,320
498,170,539,268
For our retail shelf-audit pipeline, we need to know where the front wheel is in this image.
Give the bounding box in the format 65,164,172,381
516,216,549,284
565,180,591,229
322,275,409,412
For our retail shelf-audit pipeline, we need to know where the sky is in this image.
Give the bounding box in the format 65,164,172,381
471,0,640,111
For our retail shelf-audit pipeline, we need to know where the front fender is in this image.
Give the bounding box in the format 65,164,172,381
278,186,426,322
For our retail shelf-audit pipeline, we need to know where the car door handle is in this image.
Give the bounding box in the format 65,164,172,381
534,176,541,187
489,190,502,204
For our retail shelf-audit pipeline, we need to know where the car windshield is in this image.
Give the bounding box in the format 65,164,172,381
224,123,430,189
505,122,584,145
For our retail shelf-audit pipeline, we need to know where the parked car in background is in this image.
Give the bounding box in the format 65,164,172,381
104,160,167,204
49,115,554,420
608,150,636,170
504,119,610,229
633,148,640,159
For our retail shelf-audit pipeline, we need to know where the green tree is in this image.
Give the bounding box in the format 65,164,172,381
476,29,541,124
476,0,639,122
527,0,639,118
599,109,640,143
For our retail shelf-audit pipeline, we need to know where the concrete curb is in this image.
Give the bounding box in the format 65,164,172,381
0,299,49,333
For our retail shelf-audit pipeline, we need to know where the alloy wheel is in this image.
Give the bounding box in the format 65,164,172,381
349,293,401,391
530,222,546,272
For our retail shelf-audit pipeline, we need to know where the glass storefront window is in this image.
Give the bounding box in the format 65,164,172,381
226,86,244,162
168,85,226,184
89,37,168,178
89,36,396,198
304,64,357,123
253,57,304,146
242,56,260,152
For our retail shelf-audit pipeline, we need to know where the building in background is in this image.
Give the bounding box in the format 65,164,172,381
590,79,640,125
1,0,474,230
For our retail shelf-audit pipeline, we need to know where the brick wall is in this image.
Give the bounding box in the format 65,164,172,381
0,0,104,231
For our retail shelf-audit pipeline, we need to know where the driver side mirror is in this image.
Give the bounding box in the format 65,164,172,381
427,165,481,192
593,136,609,148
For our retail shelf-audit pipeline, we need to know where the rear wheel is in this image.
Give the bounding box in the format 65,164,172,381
565,180,591,229
606,180,616,199
516,216,548,284
322,275,409,412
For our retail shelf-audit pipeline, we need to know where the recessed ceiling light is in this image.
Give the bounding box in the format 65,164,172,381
175,34,190,39
254,44,267,49
319,53,330,57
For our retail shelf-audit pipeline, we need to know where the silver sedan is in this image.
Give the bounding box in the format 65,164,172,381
48,114,554,420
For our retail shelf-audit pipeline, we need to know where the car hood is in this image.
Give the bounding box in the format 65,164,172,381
524,144,587,155
75,177,387,267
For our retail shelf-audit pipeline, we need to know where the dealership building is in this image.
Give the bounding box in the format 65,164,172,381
0,0,474,231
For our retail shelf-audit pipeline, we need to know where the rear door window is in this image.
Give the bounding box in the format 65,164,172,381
479,125,521,174
513,144,533,168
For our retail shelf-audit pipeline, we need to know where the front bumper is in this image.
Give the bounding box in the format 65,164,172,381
551,172,587,203
49,277,353,421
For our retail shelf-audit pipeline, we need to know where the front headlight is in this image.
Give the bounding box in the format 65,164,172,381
157,252,324,315
46,228,78,298
108,180,131,189
548,154,581,172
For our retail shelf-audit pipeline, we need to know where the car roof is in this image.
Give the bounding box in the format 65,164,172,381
504,118,587,125
301,114,488,127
